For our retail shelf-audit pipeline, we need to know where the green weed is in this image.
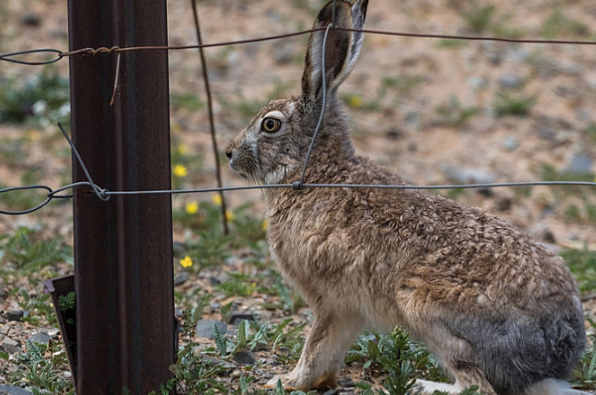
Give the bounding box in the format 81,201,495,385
8,341,74,395
0,227,73,276
171,92,205,112
0,66,70,128
541,9,589,39
561,248,596,293
435,95,480,127
460,1,524,38
494,91,536,117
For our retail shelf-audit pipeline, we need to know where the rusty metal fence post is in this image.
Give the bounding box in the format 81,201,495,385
67,1,175,394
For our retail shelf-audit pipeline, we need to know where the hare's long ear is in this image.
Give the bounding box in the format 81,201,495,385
301,0,368,101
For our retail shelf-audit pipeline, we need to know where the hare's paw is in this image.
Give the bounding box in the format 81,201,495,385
264,375,300,391
414,380,460,395
264,371,336,391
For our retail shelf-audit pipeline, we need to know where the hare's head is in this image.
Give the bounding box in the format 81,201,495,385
225,0,368,184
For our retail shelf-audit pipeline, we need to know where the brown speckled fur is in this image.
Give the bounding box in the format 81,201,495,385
225,1,587,394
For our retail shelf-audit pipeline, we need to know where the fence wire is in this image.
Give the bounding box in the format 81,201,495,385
1,9,596,216
2,28,596,66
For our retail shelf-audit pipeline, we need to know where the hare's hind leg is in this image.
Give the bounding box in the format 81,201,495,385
445,359,497,395
266,311,363,391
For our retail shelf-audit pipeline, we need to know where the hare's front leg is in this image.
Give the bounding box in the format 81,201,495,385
266,312,363,390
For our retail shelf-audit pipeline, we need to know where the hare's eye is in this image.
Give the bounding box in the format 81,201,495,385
261,118,282,133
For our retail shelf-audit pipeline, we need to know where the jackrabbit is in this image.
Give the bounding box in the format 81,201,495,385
224,1,588,394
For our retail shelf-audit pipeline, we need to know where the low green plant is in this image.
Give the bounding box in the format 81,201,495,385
435,95,480,127
541,9,589,39
561,248,596,293
585,123,596,143
0,227,73,276
8,341,75,395
462,2,496,33
494,91,536,117
460,1,524,38
571,321,596,392
171,92,205,112
0,66,70,127
12,288,57,327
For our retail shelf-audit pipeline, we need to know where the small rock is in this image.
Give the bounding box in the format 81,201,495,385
20,12,41,27
495,197,512,212
210,272,231,286
385,128,403,140
5,310,24,322
542,229,556,244
174,271,190,286
445,167,496,184
228,311,255,325
173,242,187,257
47,328,61,340
233,350,256,366
404,111,420,129
0,384,33,395
195,319,227,339
498,73,524,89
337,378,356,388
501,136,519,151
1,337,21,354
567,153,593,174
468,77,488,89
29,332,51,346
323,390,339,395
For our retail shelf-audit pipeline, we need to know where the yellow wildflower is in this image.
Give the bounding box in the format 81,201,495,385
173,164,188,178
212,194,223,206
180,256,193,268
262,219,268,231
178,144,189,155
347,95,363,108
185,202,199,215
225,210,235,221
26,130,41,141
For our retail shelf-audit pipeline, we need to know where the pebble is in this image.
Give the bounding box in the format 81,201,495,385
1,337,21,354
174,271,190,286
468,77,488,89
445,167,496,184
233,350,256,366
5,310,24,322
228,311,255,325
29,332,51,346
20,12,41,27
501,136,519,151
172,242,187,257
47,328,61,340
498,73,524,89
195,319,227,339
567,153,593,174
0,384,33,395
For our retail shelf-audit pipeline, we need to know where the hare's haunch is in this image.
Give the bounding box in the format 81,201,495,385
225,1,587,394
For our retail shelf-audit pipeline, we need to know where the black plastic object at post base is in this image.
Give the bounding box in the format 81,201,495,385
67,1,176,394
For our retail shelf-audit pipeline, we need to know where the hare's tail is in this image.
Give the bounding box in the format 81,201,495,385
524,379,593,395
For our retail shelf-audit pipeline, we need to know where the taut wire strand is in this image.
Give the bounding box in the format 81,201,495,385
191,0,230,235
3,27,596,65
